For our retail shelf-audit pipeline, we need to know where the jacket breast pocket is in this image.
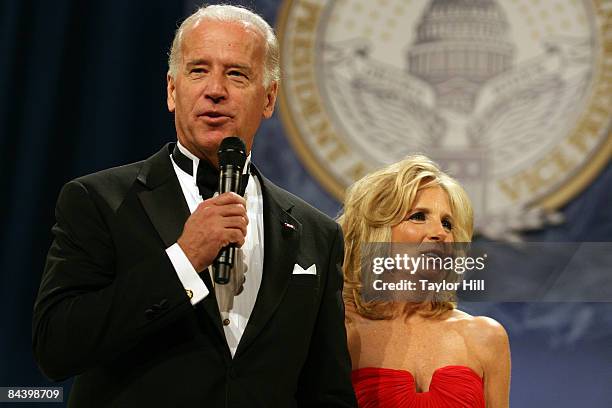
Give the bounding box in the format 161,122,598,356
288,273,320,288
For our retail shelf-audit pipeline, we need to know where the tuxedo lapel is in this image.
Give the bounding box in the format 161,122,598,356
136,143,225,339
136,144,190,248
235,167,301,357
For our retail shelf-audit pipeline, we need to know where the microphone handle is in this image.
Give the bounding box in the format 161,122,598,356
218,165,242,196
213,165,243,285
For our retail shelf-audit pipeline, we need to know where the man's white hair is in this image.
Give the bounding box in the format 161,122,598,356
168,4,280,88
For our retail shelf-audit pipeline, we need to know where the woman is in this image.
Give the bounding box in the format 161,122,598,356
339,155,510,408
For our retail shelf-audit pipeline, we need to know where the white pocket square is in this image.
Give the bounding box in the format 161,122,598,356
292,263,317,275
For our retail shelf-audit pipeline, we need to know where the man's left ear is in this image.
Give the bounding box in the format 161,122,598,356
262,81,278,119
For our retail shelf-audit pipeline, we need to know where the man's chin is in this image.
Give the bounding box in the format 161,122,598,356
195,131,235,149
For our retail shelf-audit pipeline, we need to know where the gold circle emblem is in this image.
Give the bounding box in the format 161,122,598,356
277,0,611,230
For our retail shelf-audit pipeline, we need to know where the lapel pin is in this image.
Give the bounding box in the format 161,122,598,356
283,222,297,231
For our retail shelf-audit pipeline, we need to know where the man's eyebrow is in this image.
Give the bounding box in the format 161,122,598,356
184,60,252,71
185,59,209,67
227,63,253,73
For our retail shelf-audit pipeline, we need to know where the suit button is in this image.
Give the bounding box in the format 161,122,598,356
223,318,230,326
145,309,156,320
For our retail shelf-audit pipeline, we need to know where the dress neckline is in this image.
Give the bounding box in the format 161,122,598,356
352,365,482,394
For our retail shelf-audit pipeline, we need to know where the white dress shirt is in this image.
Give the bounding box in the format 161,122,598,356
165,141,264,357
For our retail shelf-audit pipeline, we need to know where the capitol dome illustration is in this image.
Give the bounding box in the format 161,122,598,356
407,0,515,113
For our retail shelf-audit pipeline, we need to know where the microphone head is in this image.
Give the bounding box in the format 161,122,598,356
218,136,247,169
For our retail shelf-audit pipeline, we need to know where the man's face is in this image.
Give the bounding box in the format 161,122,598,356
167,19,278,165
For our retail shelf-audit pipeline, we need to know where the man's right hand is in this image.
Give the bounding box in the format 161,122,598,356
177,192,248,272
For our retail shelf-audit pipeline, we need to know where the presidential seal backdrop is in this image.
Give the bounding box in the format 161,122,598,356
277,0,612,237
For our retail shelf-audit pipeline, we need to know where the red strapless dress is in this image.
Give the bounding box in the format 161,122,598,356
352,366,485,408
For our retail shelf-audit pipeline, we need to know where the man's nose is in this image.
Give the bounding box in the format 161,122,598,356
204,73,228,103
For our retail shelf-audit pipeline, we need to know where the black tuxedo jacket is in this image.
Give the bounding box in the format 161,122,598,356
33,144,356,407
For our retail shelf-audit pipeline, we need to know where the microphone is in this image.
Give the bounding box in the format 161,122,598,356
214,136,247,285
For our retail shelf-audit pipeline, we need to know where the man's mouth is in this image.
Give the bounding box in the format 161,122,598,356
199,111,232,125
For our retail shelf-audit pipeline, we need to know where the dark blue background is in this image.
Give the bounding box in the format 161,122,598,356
1,0,610,406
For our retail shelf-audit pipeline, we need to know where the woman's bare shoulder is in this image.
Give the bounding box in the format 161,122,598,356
448,310,510,360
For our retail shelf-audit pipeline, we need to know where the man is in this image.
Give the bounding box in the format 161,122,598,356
33,5,356,407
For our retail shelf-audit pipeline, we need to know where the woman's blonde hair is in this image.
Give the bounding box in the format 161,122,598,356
338,155,474,320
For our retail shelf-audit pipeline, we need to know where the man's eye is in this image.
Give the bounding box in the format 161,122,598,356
229,71,246,78
190,68,206,74
408,212,425,221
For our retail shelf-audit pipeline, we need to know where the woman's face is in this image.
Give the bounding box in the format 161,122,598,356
391,185,455,243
